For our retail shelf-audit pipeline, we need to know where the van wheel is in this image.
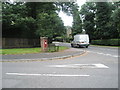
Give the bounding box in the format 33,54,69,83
86,46,88,48
71,44,74,47
79,45,81,48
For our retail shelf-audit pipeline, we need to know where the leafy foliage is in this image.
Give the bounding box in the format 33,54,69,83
72,3,82,35
80,2,119,40
95,2,112,39
91,39,120,46
2,2,66,39
2,2,35,38
80,2,96,40
111,2,120,37
2,1,120,41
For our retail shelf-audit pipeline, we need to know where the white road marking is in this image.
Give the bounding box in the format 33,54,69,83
90,47,118,51
48,63,109,68
94,64,109,68
87,51,119,58
6,73,89,77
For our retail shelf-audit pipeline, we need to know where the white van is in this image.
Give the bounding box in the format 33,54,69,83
71,34,89,48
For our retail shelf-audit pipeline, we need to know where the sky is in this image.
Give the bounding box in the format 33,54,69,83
59,0,86,26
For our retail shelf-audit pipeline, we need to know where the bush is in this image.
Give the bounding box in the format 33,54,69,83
66,37,73,43
91,39,120,46
54,37,63,42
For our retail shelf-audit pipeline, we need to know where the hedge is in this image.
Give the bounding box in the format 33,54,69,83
91,39,120,46
54,37,73,43
54,37,63,42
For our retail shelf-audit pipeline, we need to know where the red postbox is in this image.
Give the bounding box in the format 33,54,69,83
40,37,48,52
44,40,48,48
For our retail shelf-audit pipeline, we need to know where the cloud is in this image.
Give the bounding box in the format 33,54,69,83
58,11,73,26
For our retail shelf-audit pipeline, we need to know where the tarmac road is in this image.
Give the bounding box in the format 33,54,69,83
1,42,119,88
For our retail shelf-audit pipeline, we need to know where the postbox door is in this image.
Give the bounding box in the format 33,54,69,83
44,40,48,48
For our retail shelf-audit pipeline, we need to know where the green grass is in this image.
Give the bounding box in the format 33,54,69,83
2,48,41,55
0,49,2,54
1,46,69,55
57,46,69,51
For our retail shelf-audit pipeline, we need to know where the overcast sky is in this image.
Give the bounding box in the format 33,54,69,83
59,0,86,26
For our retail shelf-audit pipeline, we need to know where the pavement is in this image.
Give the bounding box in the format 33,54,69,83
2,48,85,62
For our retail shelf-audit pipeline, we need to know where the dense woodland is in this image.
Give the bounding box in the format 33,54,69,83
2,1,120,41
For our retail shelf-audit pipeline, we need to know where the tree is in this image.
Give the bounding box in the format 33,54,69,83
111,2,120,38
2,2,38,38
55,2,75,16
2,2,66,39
33,2,65,41
57,2,83,36
95,2,113,39
3,1,82,40
80,2,96,40
36,11,65,38
0,1,2,22
72,3,82,36
2,2,23,38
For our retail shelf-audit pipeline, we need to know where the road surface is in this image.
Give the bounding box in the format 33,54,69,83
1,43,119,88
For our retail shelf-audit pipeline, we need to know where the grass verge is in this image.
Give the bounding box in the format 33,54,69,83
1,46,69,55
